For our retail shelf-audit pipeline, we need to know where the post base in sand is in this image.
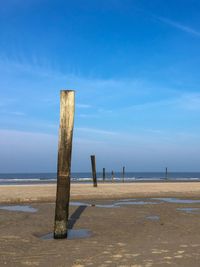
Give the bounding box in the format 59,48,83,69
54,220,67,239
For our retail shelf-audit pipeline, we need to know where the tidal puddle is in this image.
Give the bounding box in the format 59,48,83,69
146,215,160,221
41,229,92,240
70,201,90,207
114,201,158,206
70,199,159,208
94,204,118,208
0,205,37,213
70,201,118,208
177,208,200,214
70,198,200,208
153,198,200,204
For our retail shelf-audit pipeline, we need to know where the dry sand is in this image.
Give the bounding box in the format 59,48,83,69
0,182,200,266
0,182,200,203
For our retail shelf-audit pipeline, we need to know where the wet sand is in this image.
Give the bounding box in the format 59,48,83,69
0,183,200,266
0,182,200,203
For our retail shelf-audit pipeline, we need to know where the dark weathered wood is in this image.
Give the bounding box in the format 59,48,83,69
165,167,168,180
122,166,125,183
103,168,105,182
112,170,114,182
91,155,97,187
54,90,75,239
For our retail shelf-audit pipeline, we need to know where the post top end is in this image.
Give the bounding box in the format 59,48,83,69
60,90,75,93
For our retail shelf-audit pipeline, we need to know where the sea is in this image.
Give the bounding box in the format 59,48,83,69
0,172,200,185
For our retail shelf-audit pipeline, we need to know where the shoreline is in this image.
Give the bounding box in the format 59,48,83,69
1,178,200,186
0,182,200,204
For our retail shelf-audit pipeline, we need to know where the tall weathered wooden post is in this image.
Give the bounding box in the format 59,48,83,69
122,166,125,183
103,168,106,182
54,90,75,239
91,155,97,187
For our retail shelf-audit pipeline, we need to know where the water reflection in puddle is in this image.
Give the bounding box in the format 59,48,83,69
95,204,118,208
146,215,160,221
115,201,158,206
0,205,37,213
70,198,200,209
69,201,118,208
70,201,90,207
177,208,200,214
41,229,92,240
70,200,159,208
153,198,200,204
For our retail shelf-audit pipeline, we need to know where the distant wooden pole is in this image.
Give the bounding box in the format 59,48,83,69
103,168,106,182
165,167,168,180
54,90,75,239
112,170,114,182
91,155,97,187
122,166,125,183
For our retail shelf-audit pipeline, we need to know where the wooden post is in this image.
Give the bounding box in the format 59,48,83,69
54,90,75,239
91,155,97,187
103,168,105,182
165,167,168,180
122,166,125,183
112,170,114,182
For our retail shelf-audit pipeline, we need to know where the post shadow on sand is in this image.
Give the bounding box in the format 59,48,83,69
68,205,87,229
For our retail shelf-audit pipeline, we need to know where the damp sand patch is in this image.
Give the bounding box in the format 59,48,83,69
177,208,200,214
146,215,160,221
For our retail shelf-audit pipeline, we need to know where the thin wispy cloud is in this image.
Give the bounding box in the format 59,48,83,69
0,98,18,107
78,114,99,119
176,93,200,111
156,16,200,37
76,127,118,136
0,54,140,89
77,104,92,109
0,54,64,79
133,7,200,38
4,111,25,116
0,54,151,106
124,99,174,111
116,92,200,113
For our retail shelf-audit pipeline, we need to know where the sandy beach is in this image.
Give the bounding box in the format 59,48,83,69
0,182,200,203
0,182,200,266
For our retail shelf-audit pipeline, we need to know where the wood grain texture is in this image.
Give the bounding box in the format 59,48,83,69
54,90,75,239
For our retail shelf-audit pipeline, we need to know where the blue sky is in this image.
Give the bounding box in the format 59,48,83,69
1,0,200,172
